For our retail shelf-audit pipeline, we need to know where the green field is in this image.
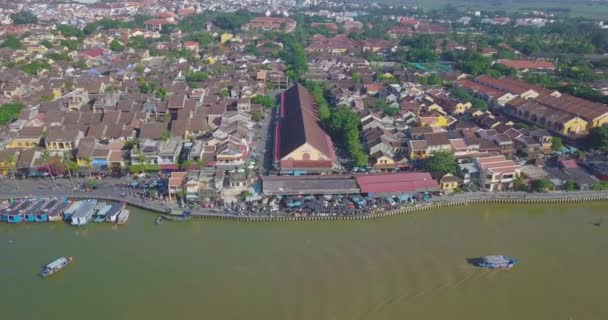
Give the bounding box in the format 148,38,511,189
401,0,608,18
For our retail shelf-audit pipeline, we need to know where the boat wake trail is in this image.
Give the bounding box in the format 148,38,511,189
358,269,483,320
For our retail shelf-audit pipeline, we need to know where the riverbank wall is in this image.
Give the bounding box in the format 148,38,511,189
188,191,608,222
3,191,608,222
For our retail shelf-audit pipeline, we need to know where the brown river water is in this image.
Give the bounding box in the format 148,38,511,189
1,202,607,319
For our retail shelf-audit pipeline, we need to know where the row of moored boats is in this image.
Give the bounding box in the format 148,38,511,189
0,198,129,226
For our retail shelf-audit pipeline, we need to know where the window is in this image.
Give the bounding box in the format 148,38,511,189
486,174,493,180
503,174,513,179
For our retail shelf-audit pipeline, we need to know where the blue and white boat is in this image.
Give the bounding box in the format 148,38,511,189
70,200,97,226
40,256,73,278
94,204,112,222
63,201,83,221
475,255,518,269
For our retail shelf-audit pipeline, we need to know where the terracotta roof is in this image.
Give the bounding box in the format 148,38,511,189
356,172,439,193
275,84,335,163
497,59,555,70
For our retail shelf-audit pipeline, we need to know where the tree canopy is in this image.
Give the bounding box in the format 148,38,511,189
424,151,456,174
327,107,368,167
586,126,608,151
10,11,38,25
251,95,275,109
0,103,24,125
2,35,22,50
56,24,84,38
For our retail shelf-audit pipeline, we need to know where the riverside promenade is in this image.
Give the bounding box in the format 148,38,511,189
1,176,608,222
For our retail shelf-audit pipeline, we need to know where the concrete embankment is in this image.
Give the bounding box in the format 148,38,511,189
3,191,608,222
187,191,608,222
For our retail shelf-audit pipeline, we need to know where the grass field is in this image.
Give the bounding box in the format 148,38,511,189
399,0,608,18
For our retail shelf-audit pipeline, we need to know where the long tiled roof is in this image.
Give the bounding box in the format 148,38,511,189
275,84,334,161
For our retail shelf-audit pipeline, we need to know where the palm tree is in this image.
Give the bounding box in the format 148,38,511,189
63,151,77,189
5,153,20,190
135,148,147,175
82,156,93,178
41,151,57,188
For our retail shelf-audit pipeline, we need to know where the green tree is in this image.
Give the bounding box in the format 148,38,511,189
586,126,608,151
551,137,564,151
63,152,78,189
0,102,24,125
213,11,252,31
109,39,124,52
513,175,527,191
424,151,456,175
40,40,53,49
82,156,93,178
251,95,275,108
251,110,263,122
135,148,147,175
5,153,20,190
281,35,308,81
352,72,361,84
56,24,84,38
563,180,579,191
128,36,146,49
60,39,81,51
2,35,22,49
531,179,554,192
10,11,38,25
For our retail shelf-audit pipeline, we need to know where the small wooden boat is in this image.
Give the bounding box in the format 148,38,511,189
155,216,163,224
161,211,192,221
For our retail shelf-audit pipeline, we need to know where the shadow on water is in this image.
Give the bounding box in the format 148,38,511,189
591,217,603,227
466,258,482,266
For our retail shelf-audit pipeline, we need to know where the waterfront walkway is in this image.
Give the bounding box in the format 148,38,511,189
2,176,608,222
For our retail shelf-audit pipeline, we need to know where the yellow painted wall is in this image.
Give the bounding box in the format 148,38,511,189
375,155,394,166
8,139,39,149
591,114,608,128
283,143,329,161
562,117,588,134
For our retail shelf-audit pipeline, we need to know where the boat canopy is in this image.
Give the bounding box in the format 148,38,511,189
46,257,68,269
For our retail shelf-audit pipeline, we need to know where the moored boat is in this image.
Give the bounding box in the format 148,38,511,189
475,255,518,269
116,209,130,224
161,211,192,221
94,204,112,222
70,200,97,226
105,202,126,223
40,256,73,278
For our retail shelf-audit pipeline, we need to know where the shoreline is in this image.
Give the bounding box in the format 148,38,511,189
3,191,608,222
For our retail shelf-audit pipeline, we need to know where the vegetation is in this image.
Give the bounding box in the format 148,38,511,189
531,179,554,192
281,35,308,81
213,11,253,31
450,88,489,110
563,180,580,191
586,126,608,151
0,103,24,125
182,32,215,46
2,35,22,50
305,81,331,122
424,151,456,175
60,39,81,51
327,107,368,167
109,39,124,52
251,95,275,109
10,10,38,25
21,61,51,75
551,137,564,151
56,24,84,38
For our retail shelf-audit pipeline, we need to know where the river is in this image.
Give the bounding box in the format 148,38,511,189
1,202,607,319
